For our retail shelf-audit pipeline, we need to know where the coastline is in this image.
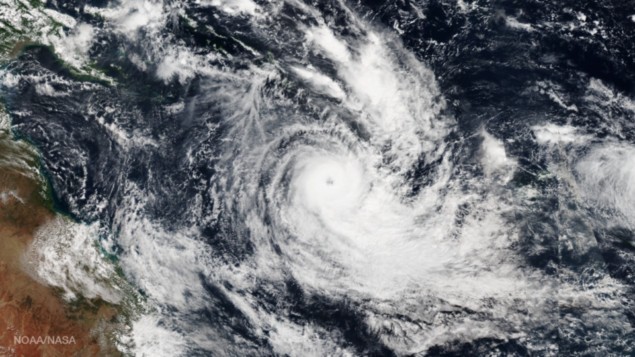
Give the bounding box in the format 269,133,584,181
0,121,123,356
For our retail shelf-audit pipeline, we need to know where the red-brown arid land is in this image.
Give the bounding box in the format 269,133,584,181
0,133,120,357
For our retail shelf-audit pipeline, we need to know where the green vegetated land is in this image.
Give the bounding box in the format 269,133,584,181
0,3,142,356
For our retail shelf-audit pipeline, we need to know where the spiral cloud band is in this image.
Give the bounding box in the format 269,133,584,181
2,0,634,355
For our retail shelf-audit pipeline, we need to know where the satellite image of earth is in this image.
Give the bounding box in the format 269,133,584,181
0,0,634,356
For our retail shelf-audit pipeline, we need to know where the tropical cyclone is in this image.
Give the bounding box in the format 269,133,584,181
0,0,634,356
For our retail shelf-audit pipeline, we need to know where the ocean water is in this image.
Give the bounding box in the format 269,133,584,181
1,0,634,355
